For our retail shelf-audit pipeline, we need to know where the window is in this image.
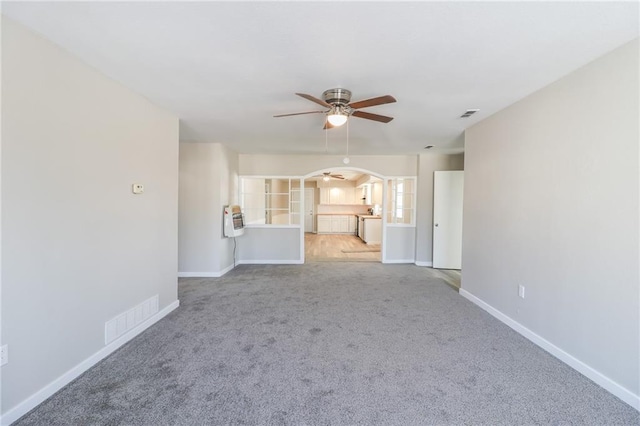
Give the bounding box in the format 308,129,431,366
240,177,301,226
396,181,404,219
387,177,415,225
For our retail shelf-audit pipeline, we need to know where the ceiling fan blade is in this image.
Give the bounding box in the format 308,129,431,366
318,172,345,180
352,110,394,123
323,120,336,130
348,95,396,110
274,110,326,118
296,93,332,108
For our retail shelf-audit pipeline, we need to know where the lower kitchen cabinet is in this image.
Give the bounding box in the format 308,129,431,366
317,216,332,233
331,216,348,233
348,216,356,234
317,215,357,234
363,217,382,244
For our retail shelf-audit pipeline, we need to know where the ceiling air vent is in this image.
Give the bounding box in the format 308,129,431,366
460,109,479,118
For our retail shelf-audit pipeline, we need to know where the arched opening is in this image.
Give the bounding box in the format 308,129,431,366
301,167,385,263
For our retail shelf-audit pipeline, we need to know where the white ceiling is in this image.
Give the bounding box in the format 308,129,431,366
3,1,638,156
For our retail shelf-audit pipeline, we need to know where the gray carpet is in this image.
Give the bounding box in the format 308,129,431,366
15,263,639,425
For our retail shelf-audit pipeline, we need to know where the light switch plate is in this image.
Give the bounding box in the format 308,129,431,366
132,183,144,194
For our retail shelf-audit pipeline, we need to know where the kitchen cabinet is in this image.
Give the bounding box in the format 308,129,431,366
363,217,382,244
358,216,382,244
317,215,357,234
319,187,356,205
370,182,383,206
317,216,332,233
319,189,330,204
331,216,349,233
360,185,371,204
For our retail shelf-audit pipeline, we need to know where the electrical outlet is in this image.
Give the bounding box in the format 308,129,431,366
518,285,525,299
1,345,8,366
132,183,144,194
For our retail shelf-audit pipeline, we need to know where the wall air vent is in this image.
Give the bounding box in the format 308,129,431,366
460,109,479,118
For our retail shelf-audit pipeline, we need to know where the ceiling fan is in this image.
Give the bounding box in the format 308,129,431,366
318,172,345,181
274,88,396,128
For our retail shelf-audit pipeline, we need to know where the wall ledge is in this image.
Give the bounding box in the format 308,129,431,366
238,260,304,265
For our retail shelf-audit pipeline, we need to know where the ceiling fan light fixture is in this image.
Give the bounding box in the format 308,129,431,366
323,175,331,182
327,110,348,127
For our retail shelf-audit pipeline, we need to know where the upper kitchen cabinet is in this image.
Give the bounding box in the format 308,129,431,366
319,186,357,205
356,175,383,206
370,181,383,205
360,184,371,204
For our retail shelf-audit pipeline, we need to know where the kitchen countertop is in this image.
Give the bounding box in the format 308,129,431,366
357,215,381,219
316,213,359,216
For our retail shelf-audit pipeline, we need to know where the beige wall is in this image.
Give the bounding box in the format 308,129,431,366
1,17,179,415
178,142,239,275
462,39,639,405
178,143,220,272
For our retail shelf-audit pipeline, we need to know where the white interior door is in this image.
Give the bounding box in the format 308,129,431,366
433,171,464,269
304,188,314,233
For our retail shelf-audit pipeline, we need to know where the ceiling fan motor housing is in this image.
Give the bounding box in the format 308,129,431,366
323,88,352,106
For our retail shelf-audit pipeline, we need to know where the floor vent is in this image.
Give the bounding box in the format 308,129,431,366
105,295,159,344
460,109,479,118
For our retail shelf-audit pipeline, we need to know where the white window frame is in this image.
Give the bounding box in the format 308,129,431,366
386,177,417,227
239,176,303,228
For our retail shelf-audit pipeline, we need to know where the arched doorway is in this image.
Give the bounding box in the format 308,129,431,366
301,168,385,263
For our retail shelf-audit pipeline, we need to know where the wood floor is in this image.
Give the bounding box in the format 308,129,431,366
305,233,380,262
304,233,462,288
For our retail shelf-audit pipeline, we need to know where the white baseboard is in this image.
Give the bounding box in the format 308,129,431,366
237,259,304,265
1,300,180,426
415,261,433,267
459,288,639,411
382,259,415,264
178,263,234,278
178,272,216,277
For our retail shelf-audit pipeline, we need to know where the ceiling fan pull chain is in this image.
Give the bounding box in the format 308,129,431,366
347,119,349,157
325,120,328,153
343,119,350,164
